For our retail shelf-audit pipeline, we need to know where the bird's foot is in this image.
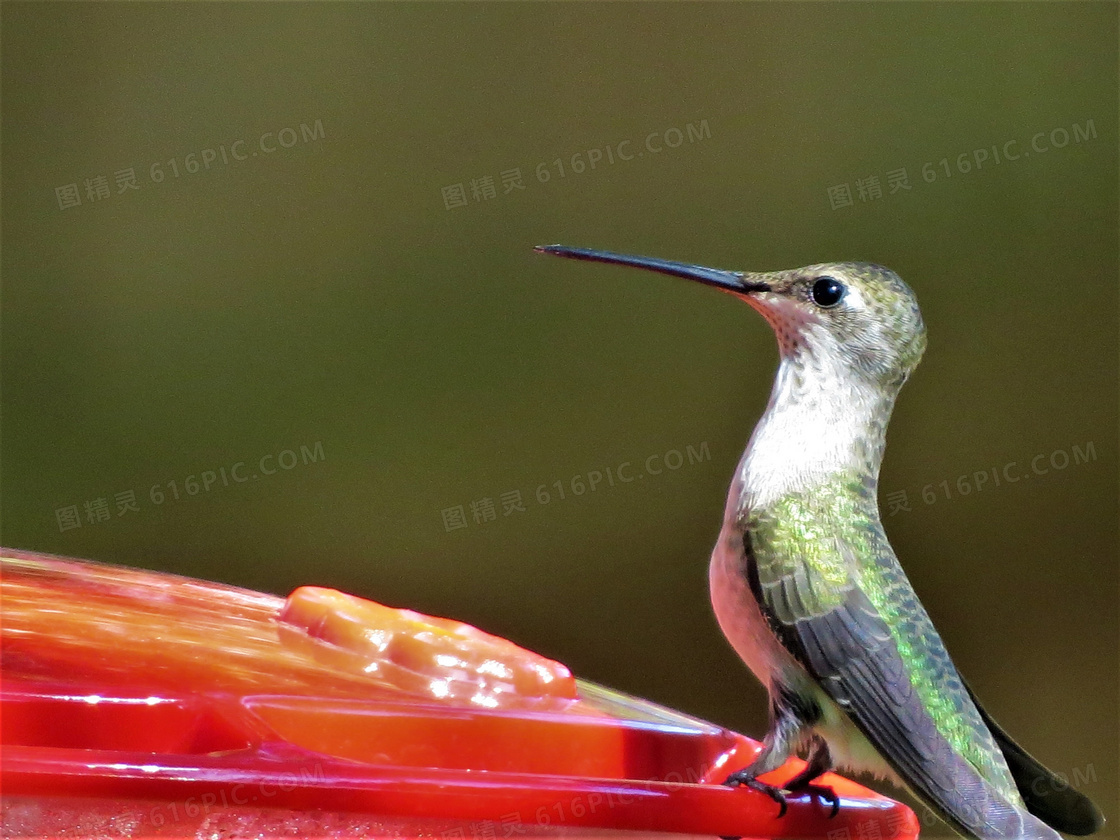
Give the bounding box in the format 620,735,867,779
723,770,841,821
723,770,791,818
788,781,840,818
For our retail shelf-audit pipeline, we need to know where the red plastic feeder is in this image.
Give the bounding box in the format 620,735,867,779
0,549,918,839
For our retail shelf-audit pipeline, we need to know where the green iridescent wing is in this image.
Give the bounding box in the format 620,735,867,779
744,484,1056,838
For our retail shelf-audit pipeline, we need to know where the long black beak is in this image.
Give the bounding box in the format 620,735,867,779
534,245,770,295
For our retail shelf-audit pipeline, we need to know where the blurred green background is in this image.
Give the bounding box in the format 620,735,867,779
3,3,1116,833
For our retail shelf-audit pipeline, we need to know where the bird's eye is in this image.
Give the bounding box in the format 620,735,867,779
811,277,845,308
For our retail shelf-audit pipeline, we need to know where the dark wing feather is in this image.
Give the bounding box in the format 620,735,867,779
962,679,1105,835
783,582,988,833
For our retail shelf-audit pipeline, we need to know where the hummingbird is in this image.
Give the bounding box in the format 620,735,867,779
535,245,1103,840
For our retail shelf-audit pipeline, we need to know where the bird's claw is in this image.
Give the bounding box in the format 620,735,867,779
723,772,841,820
722,771,790,818
793,782,841,818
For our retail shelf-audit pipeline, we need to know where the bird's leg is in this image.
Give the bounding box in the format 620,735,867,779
723,693,805,818
784,735,840,818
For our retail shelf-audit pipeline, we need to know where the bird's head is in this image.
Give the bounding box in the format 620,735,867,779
535,246,927,391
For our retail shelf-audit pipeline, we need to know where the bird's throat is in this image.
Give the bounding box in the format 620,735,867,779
736,355,897,515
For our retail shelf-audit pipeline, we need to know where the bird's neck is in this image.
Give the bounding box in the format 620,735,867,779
734,352,898,514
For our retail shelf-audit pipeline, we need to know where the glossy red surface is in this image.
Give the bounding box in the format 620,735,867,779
0,549,919,839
